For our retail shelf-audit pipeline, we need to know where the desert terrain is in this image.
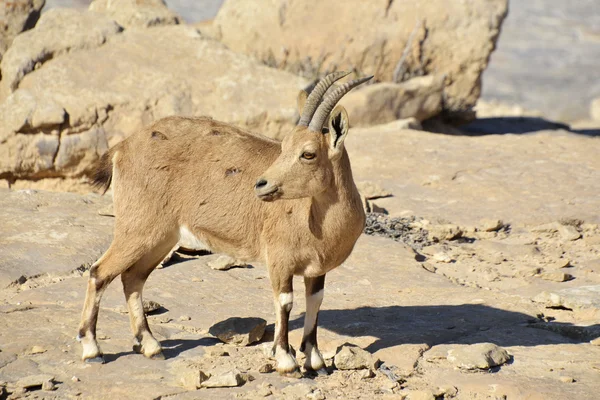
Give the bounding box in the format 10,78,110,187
1,1,599,399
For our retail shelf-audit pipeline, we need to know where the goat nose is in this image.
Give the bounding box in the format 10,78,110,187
255,178,268,189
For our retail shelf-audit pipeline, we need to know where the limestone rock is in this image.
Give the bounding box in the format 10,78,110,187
480,218,505,232
201,371,244,388
0,8,123,100
258,363,274,373
0,24,307,180
339,76,444,127
334,345,379,370
213,0,508,120
16,374,55,390
179,368,210,390
428,224,463,242
208,317,267,346
540,271,574,283
533,286,600,312
447,343,510,370
89,0,180,28
558,225,581,241
0,0,45,61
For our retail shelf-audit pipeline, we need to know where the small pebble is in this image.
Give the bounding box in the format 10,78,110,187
179,315,191,321
258,363,274,373
559,376,575,383
71,376,80,382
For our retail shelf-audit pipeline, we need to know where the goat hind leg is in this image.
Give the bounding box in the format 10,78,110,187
77,244,140,363
122,236,177,359
300,274,326,371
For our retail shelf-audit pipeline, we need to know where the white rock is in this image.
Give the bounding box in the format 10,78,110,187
447,343,510,370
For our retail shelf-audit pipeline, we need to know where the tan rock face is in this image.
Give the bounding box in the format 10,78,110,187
0,8,123,100
0,0,45,61
212,0,508,120
340,76,444,127
0,24,308,180
89,0,181,28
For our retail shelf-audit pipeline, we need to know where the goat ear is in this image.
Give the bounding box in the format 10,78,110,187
297,90,308,115
327,105,349,155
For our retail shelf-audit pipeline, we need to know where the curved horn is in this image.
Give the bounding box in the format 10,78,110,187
308,75,373,132
298,71,351,126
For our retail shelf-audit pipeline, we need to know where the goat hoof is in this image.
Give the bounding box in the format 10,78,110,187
84,356,105,364
132,344,143,354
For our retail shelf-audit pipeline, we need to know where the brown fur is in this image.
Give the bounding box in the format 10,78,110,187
78,93,366,373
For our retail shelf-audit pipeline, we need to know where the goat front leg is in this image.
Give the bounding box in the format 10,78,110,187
300,275,326,371
269,269,298,373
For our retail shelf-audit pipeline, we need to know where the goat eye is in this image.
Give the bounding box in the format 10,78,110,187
301,152,316,160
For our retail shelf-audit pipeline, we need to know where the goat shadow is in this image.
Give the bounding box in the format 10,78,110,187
285,304,600,353
460,116,600,137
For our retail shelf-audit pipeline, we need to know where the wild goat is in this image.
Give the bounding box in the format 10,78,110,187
77,72,372,373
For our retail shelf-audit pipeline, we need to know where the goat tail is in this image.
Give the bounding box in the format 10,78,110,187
91,146,118,195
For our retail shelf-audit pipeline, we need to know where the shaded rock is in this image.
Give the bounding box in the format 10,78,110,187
143,300,162,314
540,271,574,283
428,224,463,242
16,374,54,390
201,371,244,388
447,343,510,370
178,368,210,390
0,0,45,61
0,8,123,100
258,363,274,373
533,286,600,312
89,0,180,28
209,317,266,346
213,0,508,120
334,345,379,370
340,76,444,126
0,24,307,180
42,380,56,391
480,218,505,232
358,368,375,379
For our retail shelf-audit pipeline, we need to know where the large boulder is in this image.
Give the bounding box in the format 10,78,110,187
89,0,181,28
0,0,45,61
0,8,123,100
212,0,508,121
340,75,444,127
0,22,308,180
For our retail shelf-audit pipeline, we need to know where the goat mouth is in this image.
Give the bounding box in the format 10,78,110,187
256,187,280,202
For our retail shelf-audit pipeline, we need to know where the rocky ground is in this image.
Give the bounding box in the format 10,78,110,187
2,1,600,399
2,121,600,399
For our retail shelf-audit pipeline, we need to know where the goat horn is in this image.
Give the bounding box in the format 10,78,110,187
308,75,373,132
298,71,351,126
